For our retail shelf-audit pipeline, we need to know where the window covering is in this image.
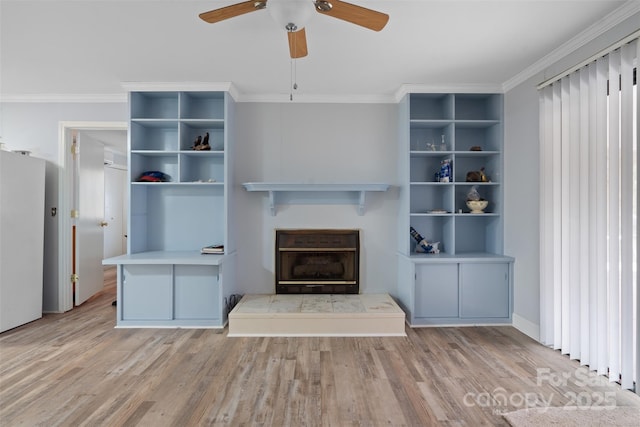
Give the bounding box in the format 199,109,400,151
539,37,638,392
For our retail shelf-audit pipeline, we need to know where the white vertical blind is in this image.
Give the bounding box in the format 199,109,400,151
568,71,581,361
636,35,640,397
595,56,610,377
579,66,591,367
620,41,636,390
560,77,572,356
608,48,621,383
587,63,598,370
539,37,638,391
553,83,563,351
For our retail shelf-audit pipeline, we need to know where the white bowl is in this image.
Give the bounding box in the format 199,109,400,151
466,200,488,214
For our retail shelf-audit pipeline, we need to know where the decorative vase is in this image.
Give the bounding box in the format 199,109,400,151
466,200,488,214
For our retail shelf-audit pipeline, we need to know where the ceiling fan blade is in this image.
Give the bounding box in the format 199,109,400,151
288,28,308,58
199,1,266,24
315,0,388,31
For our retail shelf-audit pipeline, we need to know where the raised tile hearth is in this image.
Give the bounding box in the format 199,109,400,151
228,294,406,337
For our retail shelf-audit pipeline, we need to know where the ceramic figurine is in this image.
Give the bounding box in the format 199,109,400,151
466,167,488,182
192,135,202,150
199,132,211,151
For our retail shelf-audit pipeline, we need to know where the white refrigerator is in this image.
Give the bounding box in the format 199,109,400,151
0,150,46,332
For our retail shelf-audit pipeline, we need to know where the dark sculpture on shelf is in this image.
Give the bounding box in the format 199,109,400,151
193,132,211,151
192,135,202,150
201,132,211,150
466,167,488,182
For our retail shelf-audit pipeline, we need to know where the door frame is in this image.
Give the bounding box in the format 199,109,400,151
58,121,127,312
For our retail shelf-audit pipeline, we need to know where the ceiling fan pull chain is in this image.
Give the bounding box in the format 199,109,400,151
293,50,298,91
293,30,298,92
289,24,298,101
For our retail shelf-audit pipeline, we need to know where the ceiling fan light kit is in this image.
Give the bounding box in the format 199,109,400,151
199,0,389,58
268,0,315,31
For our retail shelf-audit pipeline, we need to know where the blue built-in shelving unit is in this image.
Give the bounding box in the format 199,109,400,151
103,90,237,328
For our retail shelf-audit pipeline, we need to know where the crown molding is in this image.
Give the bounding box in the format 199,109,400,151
0,91,397,104
1,82,240,104
502,0,640,92
120,81,240,100
0,93,127,103
0,84,503,105
394,83,505,102
234,92,398,103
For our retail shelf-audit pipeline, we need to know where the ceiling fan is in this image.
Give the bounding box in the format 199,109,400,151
199,0,389,58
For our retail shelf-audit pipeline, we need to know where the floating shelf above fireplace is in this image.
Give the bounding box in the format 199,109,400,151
242,182,390,216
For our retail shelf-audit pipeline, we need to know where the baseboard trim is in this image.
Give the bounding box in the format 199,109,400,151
512,313,540,341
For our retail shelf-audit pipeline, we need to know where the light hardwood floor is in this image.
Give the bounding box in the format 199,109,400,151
1,267,638,426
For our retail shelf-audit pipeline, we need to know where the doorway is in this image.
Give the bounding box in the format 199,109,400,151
103,158,127,259
58,122,127,312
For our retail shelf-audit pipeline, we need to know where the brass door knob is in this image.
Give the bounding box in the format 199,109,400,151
100,221,109,227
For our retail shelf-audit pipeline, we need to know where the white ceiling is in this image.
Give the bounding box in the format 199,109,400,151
1,0,636,102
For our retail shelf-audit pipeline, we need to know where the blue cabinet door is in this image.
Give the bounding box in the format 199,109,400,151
122,265,173,320
415,264,459,318
174,265,220,320
459,263,509,318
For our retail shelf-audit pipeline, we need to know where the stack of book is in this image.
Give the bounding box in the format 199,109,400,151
201,244,224,254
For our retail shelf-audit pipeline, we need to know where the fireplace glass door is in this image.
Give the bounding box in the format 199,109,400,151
275,229,359,294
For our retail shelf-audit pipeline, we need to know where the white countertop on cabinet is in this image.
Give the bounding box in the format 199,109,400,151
400,252,515,263
103,250,226,265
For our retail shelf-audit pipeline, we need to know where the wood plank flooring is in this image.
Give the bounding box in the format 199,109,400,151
1,267,639,426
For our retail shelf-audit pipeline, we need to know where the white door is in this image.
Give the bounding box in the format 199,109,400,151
75,132,106,305
103,166,126,258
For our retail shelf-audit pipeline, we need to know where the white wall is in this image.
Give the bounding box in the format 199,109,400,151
233,102,399,294
504,11,640,339
1,102,127,311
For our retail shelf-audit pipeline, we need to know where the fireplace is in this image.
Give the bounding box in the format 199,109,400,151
275,229,360,294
